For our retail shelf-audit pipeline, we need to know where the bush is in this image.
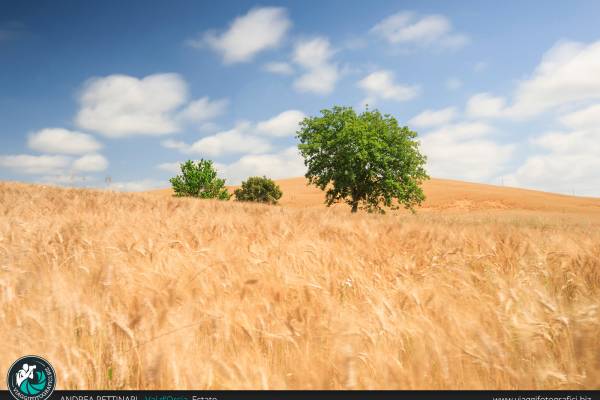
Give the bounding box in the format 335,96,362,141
169,159,230,200
234,176,282,205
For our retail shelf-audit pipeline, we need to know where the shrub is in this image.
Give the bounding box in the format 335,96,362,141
169,159,230,200
234,176,282,205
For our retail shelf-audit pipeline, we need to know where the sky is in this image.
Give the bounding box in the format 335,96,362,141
1,0,600,195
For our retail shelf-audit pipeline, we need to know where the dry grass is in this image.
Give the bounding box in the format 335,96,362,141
1,180,599,389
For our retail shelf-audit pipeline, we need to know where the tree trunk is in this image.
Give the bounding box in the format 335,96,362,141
351,201,358,213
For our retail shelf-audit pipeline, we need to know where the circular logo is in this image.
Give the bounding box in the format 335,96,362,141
6,356,56,400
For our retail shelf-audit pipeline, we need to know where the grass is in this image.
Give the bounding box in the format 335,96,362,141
0,181,599,389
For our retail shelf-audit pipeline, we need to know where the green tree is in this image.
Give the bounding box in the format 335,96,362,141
169,159,231,200
297,106,429,213
234,176,283,205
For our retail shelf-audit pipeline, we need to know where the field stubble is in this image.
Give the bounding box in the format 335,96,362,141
0,181,599,389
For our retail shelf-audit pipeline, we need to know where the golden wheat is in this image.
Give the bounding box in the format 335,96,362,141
0,181,599,389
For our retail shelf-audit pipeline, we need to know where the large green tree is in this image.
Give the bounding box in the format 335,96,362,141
169,159,231,200
296,106,429,213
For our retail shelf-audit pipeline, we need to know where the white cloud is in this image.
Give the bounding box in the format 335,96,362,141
219,147,305,185
559,103,600,129
256,110,306,137
263,61,294,75
72,154,108,172
156,148,305,186
532,129,600,155
0,154,71,175
107,179,166,192
506,103,600,196
177,97,228,124
409,107,457,128
509,40,600,117
358,70,420,106
292,37,340,95
186,123,272,157
466,93,507,118
76,73,188,137
449,39,600,124
192,7,291,64
420,122,513,182
371,11,468,49
27,128,102,155
161,109,305,156
505,154,600,197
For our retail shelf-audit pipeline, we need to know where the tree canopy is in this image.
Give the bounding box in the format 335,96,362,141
296,106,429,213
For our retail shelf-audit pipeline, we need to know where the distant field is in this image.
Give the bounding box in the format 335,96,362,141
151,177,600,214
1,179,599,389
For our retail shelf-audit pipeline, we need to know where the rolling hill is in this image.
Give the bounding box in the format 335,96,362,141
150,177,600,215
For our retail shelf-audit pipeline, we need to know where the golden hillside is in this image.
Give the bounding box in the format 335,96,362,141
1,180,599,389
151,177,600,215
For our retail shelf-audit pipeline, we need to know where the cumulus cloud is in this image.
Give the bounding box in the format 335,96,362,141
471,39,600,120
292,37,340,95
559,103,600,130
506,154,600,197
409,107,457,128
74,73,226,137
466,93,507,118
162,109,305,156
76,73,188,137
420,122,513,182
0,151,108,177
219,147,305,185
508,40,600,117
191,7,291,64
156,147,305,185
506,103,600,196
72,154,108,172
27,128,102,155
263,61,294,75
0,154,71,175
371,11,468,49
172,123,272,157
177,97,228,124
358,70,420,106
190,130,272,157
256,110,306,137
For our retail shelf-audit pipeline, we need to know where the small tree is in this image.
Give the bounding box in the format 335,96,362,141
169,159,230,200
297,106,429,213
234,176,283,205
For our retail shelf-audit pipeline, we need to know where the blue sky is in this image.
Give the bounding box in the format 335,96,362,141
1,1,600,195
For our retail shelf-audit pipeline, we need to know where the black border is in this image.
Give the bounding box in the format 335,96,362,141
0,389,595,400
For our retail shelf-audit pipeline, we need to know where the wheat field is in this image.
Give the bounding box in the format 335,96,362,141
1,179,599,389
